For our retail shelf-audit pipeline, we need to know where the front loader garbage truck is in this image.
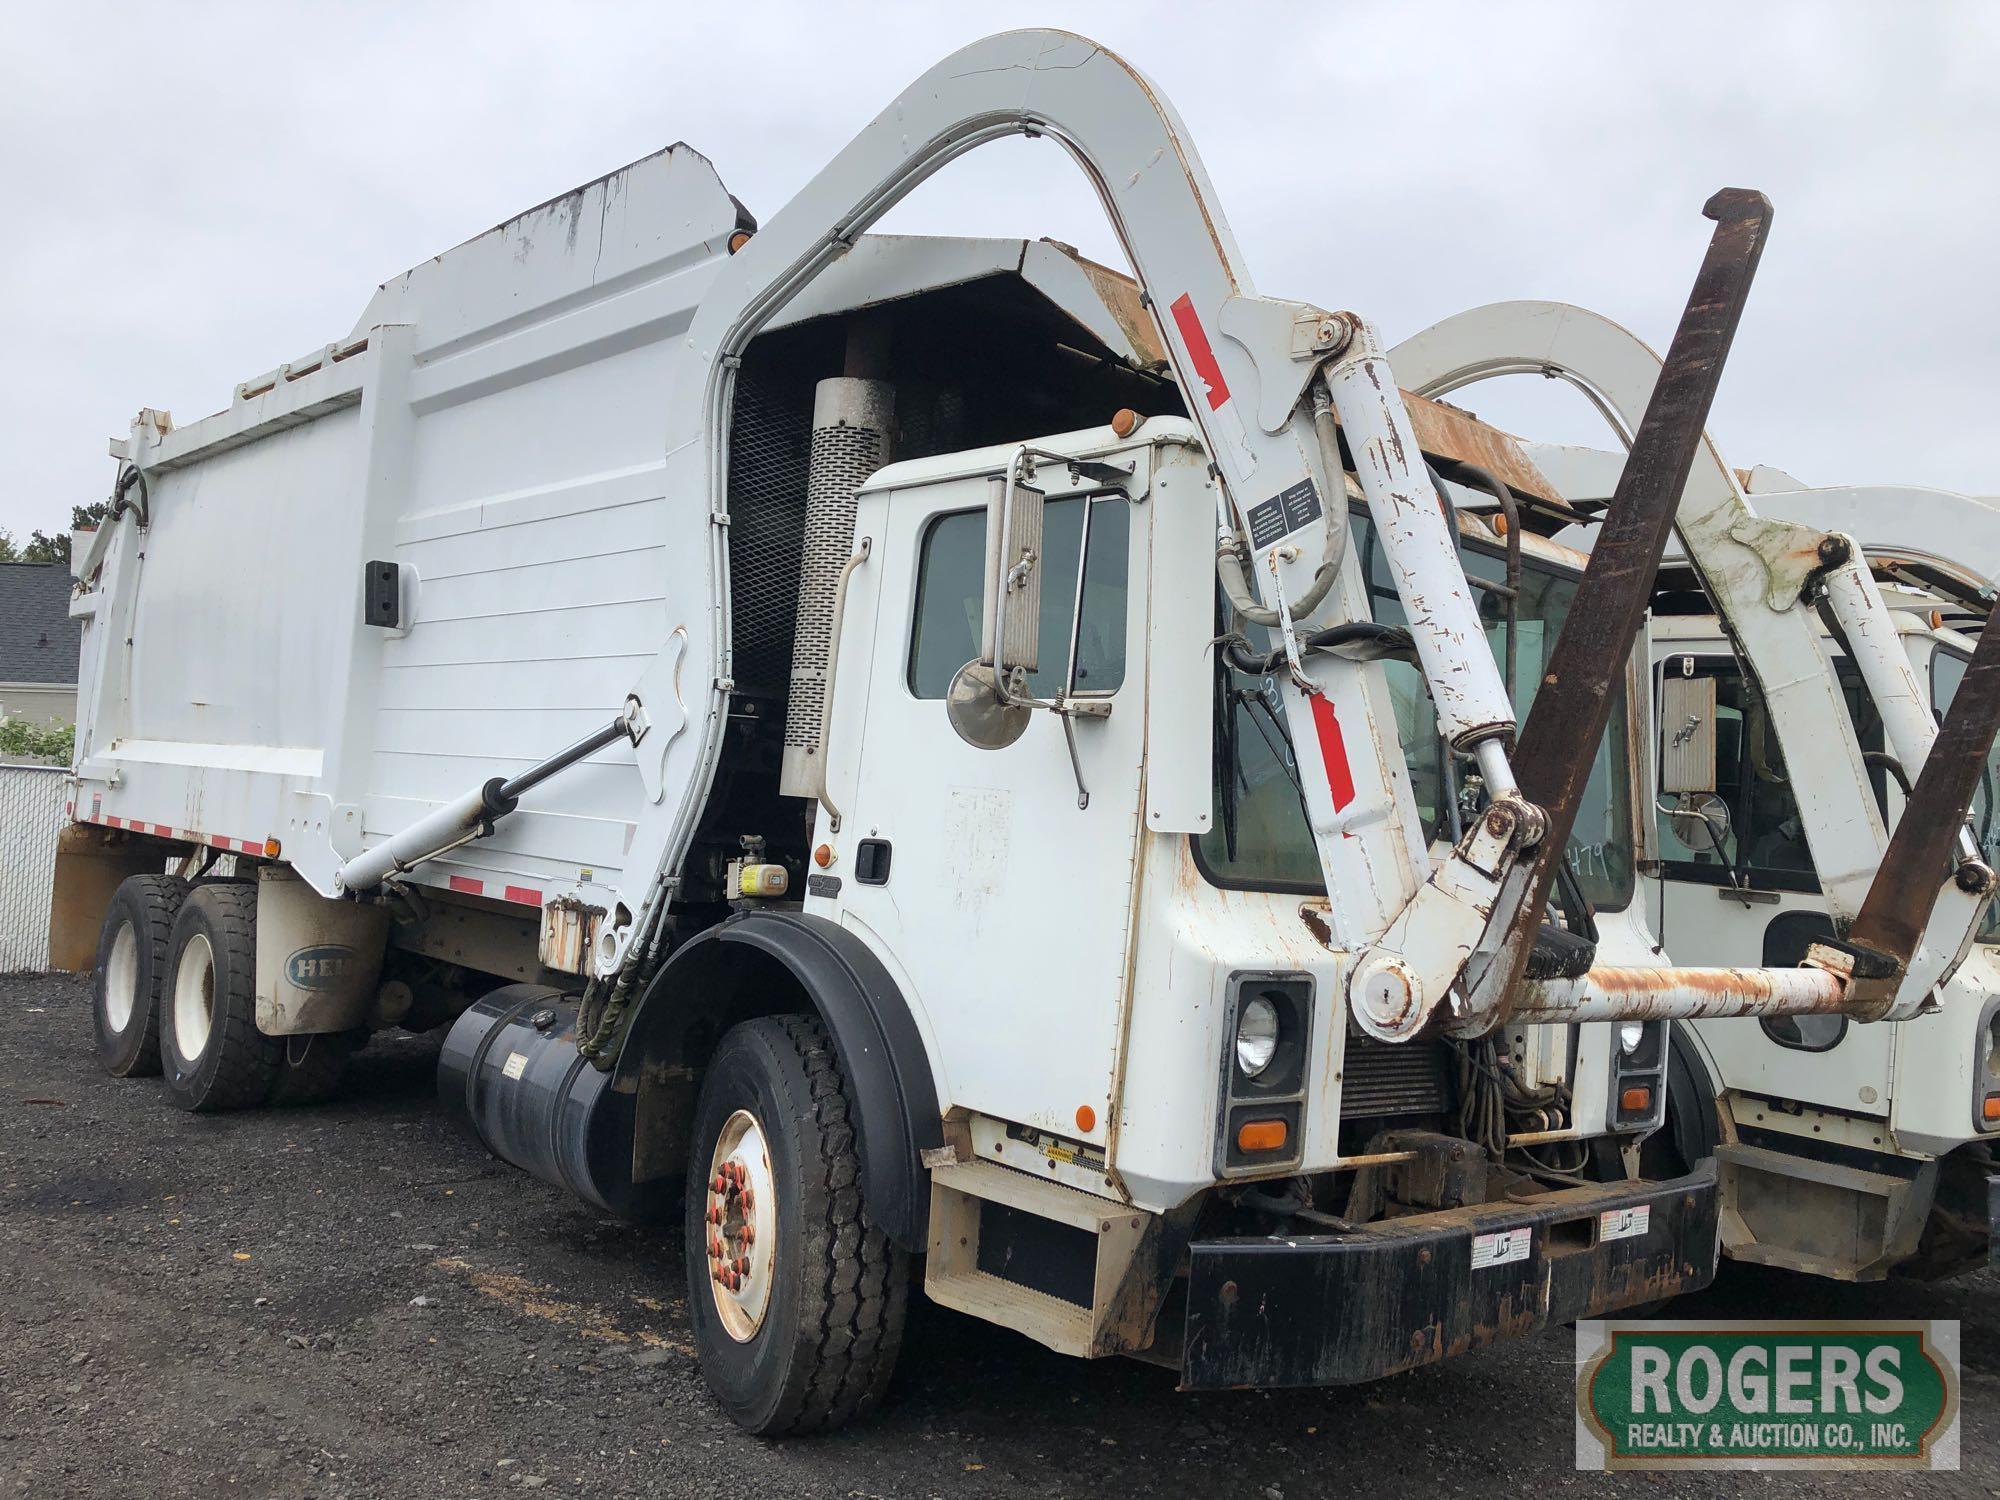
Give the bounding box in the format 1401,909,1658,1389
53,33,2000,1433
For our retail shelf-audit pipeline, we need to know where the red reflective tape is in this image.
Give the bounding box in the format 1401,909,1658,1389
210,834,231,850
1168,293,1231,412
502,885,543,906
105,815,122,828
152,824,174,838
239,839,263,856
1309,694,1356,812
448,875,483,896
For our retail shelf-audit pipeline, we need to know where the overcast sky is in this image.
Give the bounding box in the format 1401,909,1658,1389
5,2,1996,541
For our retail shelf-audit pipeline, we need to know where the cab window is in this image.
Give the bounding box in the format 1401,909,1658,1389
1655,656,1885,892
907,495,1130,699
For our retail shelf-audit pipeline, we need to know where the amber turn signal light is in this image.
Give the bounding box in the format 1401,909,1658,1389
1620,1085,1653,1114
1982,1093,2000,1123
1236,1119,1288,1153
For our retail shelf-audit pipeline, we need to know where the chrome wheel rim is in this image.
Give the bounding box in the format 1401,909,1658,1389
103,921,139,1033
703,1108,777,1342
172,933,216,1064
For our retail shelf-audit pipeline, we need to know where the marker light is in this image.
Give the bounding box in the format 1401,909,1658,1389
1236,1119,1288,1153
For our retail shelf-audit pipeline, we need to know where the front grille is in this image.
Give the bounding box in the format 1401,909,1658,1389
1340,1024,1452,1119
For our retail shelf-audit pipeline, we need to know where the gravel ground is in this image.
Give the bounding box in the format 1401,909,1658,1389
1,968,1994,1498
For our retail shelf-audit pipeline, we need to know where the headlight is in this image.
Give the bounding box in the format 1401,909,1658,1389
1235,994,1279,1078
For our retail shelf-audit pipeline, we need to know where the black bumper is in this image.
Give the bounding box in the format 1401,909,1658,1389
1988,1171,1999,1270
1181,1161,1718,1389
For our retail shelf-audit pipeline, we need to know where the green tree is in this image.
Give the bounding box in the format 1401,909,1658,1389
2,502,111,566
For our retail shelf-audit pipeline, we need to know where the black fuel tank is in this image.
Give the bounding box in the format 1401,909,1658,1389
436,983,671,1221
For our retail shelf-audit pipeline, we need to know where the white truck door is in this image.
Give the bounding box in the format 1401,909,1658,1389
1653,650,1893,1116
814,465,1150,1153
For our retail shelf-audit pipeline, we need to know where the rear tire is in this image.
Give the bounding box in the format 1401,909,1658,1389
267,1029,361,1106
160,885,278,1111
685,1014,910,1434
91,874,188,1078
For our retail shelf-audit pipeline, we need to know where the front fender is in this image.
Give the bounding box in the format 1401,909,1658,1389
615,911,942,1250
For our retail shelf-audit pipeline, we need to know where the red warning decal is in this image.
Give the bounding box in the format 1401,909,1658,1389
1168,293,1231,412
1309,694,1356,812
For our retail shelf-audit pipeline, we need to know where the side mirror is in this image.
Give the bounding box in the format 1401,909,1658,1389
948,468,1046,751
1669,791,1732,857
1660,672,1717,795
981,470,1046,680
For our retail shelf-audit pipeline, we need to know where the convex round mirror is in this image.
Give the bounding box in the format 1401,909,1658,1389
946,660,1031,750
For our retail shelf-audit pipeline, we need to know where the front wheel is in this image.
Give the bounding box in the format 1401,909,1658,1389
684,1014,910,1435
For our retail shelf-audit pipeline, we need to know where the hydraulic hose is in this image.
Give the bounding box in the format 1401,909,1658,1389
1214,394,1349,627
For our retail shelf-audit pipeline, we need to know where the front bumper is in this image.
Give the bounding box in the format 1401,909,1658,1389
1181,1161,1718,1389
1988,1171,1999,1270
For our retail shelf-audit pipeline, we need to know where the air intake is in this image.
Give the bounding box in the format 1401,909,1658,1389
780,376,893,797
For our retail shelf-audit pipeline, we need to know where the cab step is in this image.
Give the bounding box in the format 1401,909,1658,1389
924,1157,1159,1358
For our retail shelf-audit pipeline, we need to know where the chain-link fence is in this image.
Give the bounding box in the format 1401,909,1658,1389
0,763,67,972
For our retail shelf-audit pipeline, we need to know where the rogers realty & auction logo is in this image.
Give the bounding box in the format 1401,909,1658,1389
1575,1321,1959,1471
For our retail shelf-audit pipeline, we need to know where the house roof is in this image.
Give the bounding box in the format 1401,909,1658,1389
0,563,82,687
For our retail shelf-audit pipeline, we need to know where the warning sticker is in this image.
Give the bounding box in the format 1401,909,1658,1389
501,1051,528,1081
1598,1205,1651,1242
1471,1226,1532,1270
1243,477,1324,550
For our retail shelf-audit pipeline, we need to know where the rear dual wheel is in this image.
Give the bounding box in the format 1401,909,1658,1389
157,884,359,1111
161,885,279,1111
91,874,188,1077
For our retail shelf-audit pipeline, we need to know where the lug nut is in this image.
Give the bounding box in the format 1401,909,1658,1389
741,1224,754,1244
736,1255,749,1274
740,1189,754,1212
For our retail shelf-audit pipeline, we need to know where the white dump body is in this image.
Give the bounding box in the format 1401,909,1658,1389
70,143,1156,944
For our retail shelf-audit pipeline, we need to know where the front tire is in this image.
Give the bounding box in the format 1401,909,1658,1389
91,874,188,1077
685,1014,910,1434
160,885,279,1112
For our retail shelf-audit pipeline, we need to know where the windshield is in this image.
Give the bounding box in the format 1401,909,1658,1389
1196,509,1635,909
1929,643,2000,942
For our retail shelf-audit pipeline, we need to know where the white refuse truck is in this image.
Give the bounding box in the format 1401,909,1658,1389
52,32,2000,1432
1389,301,2000,1283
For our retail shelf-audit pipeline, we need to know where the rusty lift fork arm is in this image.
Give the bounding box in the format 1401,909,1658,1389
1837,604,2000,1003
1461,189,1775,1033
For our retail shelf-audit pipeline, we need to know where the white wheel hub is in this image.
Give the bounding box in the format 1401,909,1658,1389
103,921,139,1033
172,933,216,1064
703,1108,777,1342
